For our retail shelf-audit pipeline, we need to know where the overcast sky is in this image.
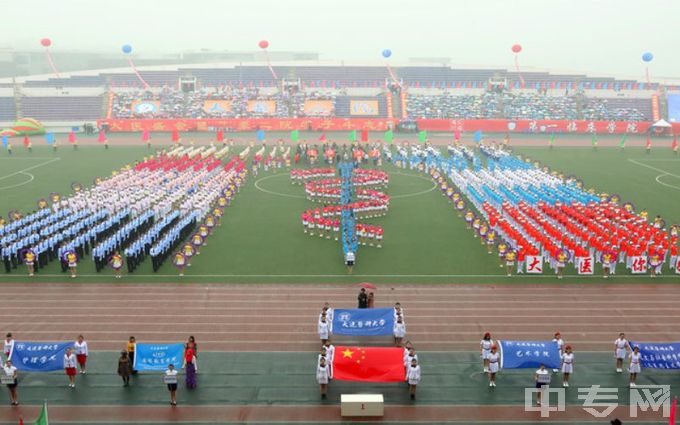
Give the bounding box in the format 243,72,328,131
2,0,677,81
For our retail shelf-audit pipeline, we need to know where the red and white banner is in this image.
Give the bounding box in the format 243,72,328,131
526,255,543,274
630,256,648,274
577,256,595,275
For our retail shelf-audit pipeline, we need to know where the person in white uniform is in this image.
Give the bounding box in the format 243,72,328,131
480,332,494,372
552,332,564,373
487,345,499,387
316,357,331,398
74,335,88,374
614,333,630,373
393,315,406,347
534,364,551,406
3,334,14,359
406,358,421,400
323,340,335,377
561,345,574,387
318,315,330,345
629,346,642,387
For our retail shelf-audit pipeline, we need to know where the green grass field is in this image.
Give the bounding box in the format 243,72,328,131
1,144,679,284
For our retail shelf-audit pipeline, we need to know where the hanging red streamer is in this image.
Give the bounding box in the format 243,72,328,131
514,55,525,88
127,58,150,89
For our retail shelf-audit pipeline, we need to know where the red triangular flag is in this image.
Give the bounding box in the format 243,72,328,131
318,132,326,142
142,130,150,142
98,129,107,143
332,346,405,382
454,129,461,141
646,133,652,149
672,134,678,152
670,397,677,425
68,131,76,144
171,129,180,143
23,135,29,147
216,130,224,142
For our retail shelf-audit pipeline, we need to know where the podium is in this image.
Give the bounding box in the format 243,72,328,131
341,394,384,417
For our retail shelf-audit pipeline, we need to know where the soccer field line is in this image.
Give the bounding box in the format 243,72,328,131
0,171,34,190
627,158,680,191
0,157,61,182
0,273,674,278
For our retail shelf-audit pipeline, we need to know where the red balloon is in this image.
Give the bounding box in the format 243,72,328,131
40,38,52,47
258,40,269,49
511,44,522,53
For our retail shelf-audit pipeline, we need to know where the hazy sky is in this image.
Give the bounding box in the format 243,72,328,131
3,0,678,80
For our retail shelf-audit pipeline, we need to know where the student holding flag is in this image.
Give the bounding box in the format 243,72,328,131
406,358,421,400
64,347,78,388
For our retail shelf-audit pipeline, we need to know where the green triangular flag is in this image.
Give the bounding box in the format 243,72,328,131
290,130,299,142
34,402,49,425
418,130,427,143
348,130,357,142
549,133,555,146
384,129,394,143
619,134,627,148
591,133,598,147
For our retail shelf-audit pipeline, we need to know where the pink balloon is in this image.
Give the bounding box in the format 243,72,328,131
258,40,269,49
40,38,52,47
511,44,522,54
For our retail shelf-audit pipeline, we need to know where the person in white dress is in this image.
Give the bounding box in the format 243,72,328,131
323,340,335,377
316,357,331,398
629,346,641,387
488,345,499,387
614,333,630,373
318,315,330,344
74,335,88,374
63,347,78,388
406,358,421,400
480,332,494,372
393,315,406,347
394,302,405,321
552,332,564,372
3,334,14,359
561,345,574,387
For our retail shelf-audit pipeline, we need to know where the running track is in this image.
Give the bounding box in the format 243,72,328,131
0,282,677,423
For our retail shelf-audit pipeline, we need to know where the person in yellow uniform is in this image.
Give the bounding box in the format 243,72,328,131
110,251,124,279
66,251,78,278
24,250,36,277
505,250,517,277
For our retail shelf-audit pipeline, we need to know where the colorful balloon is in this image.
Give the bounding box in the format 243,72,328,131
642,52,653,62
511,44,522,53
258,40,269,49
382,49,392,58
121,44,133,54
40,38,51,47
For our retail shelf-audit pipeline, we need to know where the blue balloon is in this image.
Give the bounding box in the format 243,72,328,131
382,49,392,58
642,52,653,62
122,44,133,54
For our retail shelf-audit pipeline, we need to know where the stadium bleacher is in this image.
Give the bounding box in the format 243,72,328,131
0,97,16,122
21,96,103,121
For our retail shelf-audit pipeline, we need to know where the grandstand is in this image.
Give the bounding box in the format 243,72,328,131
0,64,671,126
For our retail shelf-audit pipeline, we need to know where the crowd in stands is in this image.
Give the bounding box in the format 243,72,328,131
112,86,650,121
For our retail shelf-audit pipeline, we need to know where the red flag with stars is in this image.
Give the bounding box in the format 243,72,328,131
332,346,405,382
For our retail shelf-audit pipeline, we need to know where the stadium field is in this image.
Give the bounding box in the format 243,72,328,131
1,139,678,284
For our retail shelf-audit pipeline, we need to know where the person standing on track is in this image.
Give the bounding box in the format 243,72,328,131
316,357,331,399
480,332,494,372
3,359,18,405
165,364,178,406
318,314,330,345
488,345,499,387
393,315,406,347
552,332,564,373
561,345,574,387
117,351,132,386
357,288,368,308
406,358,421,400
110,251,124,279
182,348,198,390
74,335,88,374
64,347,78,388
3,334,14,359
629,346,641,387
367,292,375,308
534,364,551,405
614,333,630,373
127,336,137,375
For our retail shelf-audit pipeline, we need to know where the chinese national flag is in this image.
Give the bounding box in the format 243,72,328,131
333,346,405,382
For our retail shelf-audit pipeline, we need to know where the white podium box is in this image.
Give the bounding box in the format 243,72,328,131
340,394,384,417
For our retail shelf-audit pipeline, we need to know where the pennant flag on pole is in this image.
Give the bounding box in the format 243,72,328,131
645,133,652,150
23,135,30,147
332,346,405,382
549,133,555,147
68,131,76,144
33,402,49,425
669,397,677,425
45,133,54,145
1,135,7,148
98,129,107,144
418,130,427,143
619,134,627,149
258,129,267,142
348,130,357,142
672,134,678,153
360,129,369,142
318,132,326,142
289,130,298,142
384,129,394,143
141,130,150,142
171,129,180,143
591,133,597,148
216,129,224,142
